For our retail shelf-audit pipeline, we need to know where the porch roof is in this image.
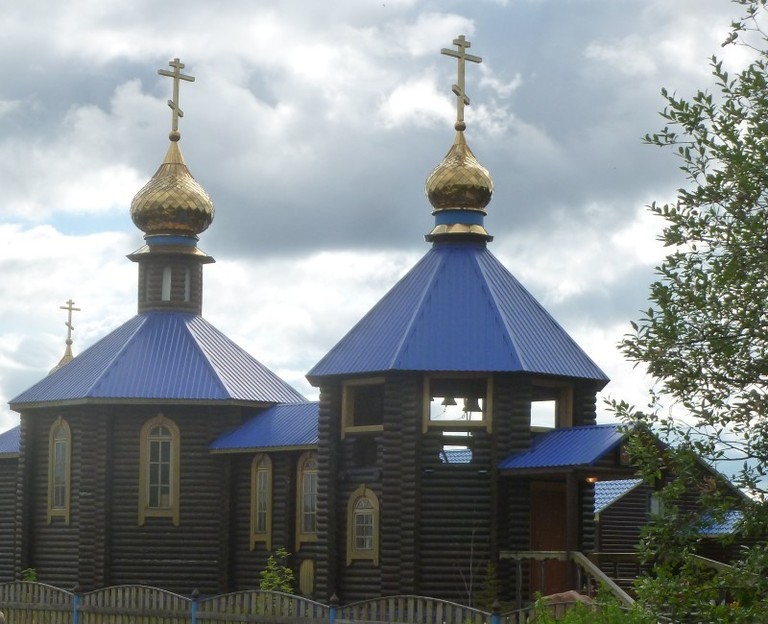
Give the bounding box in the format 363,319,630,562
499,424,625,471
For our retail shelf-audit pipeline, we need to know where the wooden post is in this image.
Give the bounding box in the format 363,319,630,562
565,473,579,590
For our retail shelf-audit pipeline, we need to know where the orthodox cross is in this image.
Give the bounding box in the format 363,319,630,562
441,35,482,129
59,299,80,348
158,57,195,138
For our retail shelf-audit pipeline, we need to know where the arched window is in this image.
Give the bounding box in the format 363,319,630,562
161,266,172,301
48,417,71,524
251,454,272,550
296,452,318,547
346,485,379,565
139,415,180,526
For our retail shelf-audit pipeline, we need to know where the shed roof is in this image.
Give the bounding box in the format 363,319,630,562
210,402,319,452
0,426,20,456
499,424,624,470
11,312,305,408
308,242,608,384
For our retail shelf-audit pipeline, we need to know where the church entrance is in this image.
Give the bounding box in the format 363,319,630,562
530,481,568,597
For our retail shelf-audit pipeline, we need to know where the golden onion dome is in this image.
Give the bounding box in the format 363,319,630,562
130,139,214,237
425,129,493,213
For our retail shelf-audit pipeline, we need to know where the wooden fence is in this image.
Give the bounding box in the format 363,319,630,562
0,582,592,624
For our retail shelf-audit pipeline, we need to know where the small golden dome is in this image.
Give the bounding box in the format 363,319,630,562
426,130,493,213
130,140,214,237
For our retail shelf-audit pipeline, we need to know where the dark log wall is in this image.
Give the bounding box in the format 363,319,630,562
596,485,650,553
0,455,18,581
316,385,341,601
230,453,296,590
136,255,205,315
15,404,242,593
108,405,241,594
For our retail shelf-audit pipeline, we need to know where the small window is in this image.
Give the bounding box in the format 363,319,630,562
424,376,492,433
649,492,666,517
139,415,180,526
48,417,71,524
346,485,380,565
530,384,573,430
183,268,191,302
161,266,172,301
296,452,318,547
251,454,273,550
298,559,315,596
342,378,385,437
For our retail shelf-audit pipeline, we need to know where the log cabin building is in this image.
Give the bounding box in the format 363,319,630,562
0,44,730,605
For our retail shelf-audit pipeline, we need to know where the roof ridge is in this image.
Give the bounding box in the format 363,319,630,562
388,249,445,370
181,315,233,397
86,315,149,397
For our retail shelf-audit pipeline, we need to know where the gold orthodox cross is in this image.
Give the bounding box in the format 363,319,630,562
59,299,81,347
441,35,482,129
158,58,195,138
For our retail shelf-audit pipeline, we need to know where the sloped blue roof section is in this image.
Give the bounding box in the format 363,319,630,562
308,243,608,384
0,426,20,456
499,424,625,470
11,312,305,407
594,478,643,513
699,510,743,536
211,402,319,452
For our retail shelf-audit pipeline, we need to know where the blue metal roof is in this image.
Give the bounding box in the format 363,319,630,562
698,510,743,536
308,242,608,384
594,478,643,513
499,424,624,470
0,426,20,456
11,312,305,407
210,402,318,451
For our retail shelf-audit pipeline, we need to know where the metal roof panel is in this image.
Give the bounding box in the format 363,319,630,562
0,426,20,456
11,312,305,407
594,478,643,513
499,424,625,470
211,402,319,451
308,243,608,383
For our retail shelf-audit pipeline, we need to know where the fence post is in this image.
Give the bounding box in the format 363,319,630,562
329,593,339,624
191,588,200,624
72,584,82,624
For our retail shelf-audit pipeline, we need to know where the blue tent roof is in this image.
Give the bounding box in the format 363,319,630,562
211,402,319,452
499,424,624,470
0,426,20,456
11,312,305,408
594,478,643,513
308,243,608,384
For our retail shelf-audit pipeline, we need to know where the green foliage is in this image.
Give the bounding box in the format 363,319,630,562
612,0,768,619
20,568,37,582
474,563,502,610
259,547,295,593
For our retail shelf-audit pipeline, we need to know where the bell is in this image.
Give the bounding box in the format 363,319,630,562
441,396,457,406
463,397,482,413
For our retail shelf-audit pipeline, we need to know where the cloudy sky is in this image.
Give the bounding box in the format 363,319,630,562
0,0,757,432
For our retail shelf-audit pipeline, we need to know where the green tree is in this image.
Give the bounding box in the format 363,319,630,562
614,0,768,619
259,547,295,593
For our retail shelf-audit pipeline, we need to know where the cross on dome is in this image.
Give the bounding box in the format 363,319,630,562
59,299,81,348
440,35,482,131
158,57,195,141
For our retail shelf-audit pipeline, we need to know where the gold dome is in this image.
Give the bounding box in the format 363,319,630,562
426,130,493,213
130,140,214,237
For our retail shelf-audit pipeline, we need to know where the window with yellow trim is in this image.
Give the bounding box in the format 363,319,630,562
48,417,71,524
139,415,180,526
342,378,385,437
346,485,379,565
251,454,272,550
296,452,318,546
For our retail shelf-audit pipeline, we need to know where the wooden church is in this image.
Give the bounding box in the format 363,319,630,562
0,43,646,604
